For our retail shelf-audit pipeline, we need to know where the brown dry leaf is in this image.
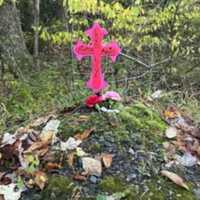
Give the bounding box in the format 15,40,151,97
25,179,35,189
73,174,87,182
161,170,189,190
24,131,51,154
67,152,75,167
101,153,113,168
35,147,49,157
24,141,47,153
29,114,56,128
0,172,5,180
34,171,48,190
74,128,95,141
173,134,187,152
46,162,61,170
39,131,53,144
190,127,200,139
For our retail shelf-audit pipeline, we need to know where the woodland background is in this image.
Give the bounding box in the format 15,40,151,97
0,0,200,131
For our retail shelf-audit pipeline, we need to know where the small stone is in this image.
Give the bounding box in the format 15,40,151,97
165,127,178,139
89,175,98,184
128,148,135,155
82,157,102,176
175,152,197,167
126,173,137,182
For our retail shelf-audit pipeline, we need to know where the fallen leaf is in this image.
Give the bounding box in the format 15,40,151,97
1,133,16,147
82,157,102,176
0,183,24,200
67,152,75,167
39,131,53,144
35,147,49,157
161,170,189,190
41,119,60,137
0,175,12,185
165,127,178,139
60,137,81,151
101,153,113,168
74,128,95,141
29,114,56,128
46,162,61,170
24,141,48,153
34,171,48,190
73,174,87,181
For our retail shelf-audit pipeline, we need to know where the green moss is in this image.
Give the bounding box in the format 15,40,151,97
99,176,126,193
141,178,197,200
99,176,140,200
119,102,166,133
40,175,75,200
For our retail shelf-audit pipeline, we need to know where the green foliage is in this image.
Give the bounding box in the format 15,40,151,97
36,0,200,91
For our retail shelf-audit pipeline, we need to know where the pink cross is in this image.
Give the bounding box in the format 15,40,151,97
73,22,121,93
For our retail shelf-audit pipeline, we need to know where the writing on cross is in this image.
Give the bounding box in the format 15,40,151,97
73,22,121,93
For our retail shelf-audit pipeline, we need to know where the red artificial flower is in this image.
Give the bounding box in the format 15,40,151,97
85,95,103,108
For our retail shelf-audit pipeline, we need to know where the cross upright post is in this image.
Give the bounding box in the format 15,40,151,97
73,22,121,94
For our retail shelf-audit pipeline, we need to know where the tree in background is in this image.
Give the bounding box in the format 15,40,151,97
0,0,32,78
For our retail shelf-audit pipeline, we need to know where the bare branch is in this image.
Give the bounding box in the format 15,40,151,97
120,53,151,69
120,53,171,69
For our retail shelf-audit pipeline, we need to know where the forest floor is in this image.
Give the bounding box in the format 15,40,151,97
0,91,200,200
0,65,200,200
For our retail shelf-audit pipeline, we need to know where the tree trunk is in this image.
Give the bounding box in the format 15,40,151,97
33,0,40,69
0,1,32,78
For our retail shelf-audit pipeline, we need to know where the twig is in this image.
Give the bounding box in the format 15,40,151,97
120,52,171,68
120,52,151,69
113,70,151,83
150,57,171,67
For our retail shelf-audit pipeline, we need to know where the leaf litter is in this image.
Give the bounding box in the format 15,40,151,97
161,105,200,190
163,105,200,166
0,115,113,199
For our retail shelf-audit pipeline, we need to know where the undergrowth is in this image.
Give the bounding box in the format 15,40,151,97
0,65,89,132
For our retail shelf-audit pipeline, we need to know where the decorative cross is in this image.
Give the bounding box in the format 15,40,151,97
73,22,121,93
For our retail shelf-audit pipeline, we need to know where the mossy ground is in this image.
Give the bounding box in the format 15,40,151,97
37,102,195,200
1,70,199,199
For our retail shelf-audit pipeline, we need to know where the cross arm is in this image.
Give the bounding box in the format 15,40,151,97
73,41,93,61
102,42,121,62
